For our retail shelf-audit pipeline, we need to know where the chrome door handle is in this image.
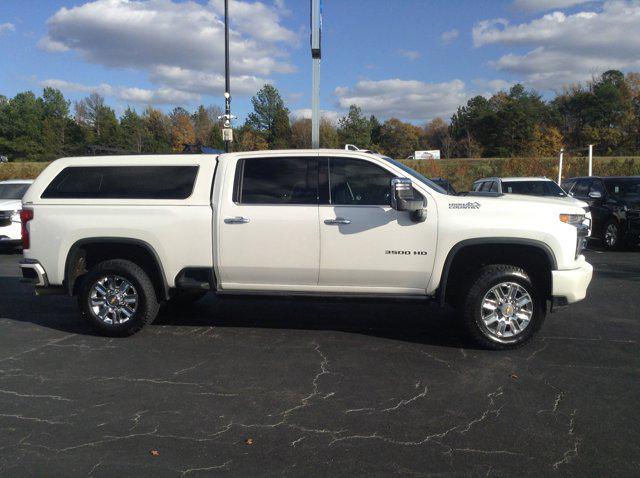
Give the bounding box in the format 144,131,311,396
224,216,250,224
324,217,351,225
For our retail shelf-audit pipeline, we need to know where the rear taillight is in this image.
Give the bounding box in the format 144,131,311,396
20,208,33,249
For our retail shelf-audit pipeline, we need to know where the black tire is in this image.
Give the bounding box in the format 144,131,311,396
166,290,208,307
603,218,622,250
461,264,546,350
78,259,160,337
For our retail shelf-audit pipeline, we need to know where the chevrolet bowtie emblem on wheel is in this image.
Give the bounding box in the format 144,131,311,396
448,202,481,209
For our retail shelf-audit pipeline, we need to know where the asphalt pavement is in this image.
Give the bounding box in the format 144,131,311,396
0,245,638,477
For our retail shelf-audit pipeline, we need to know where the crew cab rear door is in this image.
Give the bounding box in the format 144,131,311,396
318,156,437,294
216,153,320,289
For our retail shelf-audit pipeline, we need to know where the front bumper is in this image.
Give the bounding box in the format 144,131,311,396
551,256,593,304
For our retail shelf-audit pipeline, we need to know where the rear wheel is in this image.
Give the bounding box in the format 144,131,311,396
462,264,545,350
79,259,160,337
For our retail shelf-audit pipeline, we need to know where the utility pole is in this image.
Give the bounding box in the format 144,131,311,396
588,144,593,177
221,0,233,152
310,0,322,149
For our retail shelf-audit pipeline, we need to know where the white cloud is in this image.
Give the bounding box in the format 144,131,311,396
512,0,597,12
334,78,469,121
291,108,341,124
39,0,297,104
0,22,15,35
441,29,459,43
41,78,200,105
472,78,513,95
473,1,640,90
397,49,422,61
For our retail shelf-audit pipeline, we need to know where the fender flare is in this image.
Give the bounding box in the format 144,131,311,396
63,237,169,299
437,237,558,306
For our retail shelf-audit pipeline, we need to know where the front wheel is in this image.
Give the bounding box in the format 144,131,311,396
462,265,545,350
603,219,621,250
78,259,160,337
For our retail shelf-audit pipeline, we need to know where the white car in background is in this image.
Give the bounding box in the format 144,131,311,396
0,180,33,247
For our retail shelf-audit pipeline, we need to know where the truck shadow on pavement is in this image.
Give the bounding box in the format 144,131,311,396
0,270,468,348
157,295,467,348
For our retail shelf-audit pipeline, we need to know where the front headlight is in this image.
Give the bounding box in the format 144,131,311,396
559,213,585,226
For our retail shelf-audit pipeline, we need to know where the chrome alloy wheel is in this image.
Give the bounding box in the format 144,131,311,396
89,275,138,325
605,223,618,247
480,281,533,340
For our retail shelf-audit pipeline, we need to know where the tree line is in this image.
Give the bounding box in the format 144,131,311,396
1,69,639,162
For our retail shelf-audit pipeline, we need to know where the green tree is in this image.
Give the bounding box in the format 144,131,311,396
369,115,382,149
40,87,70,159
120,107,146,153
246,84,291,148
338,105,371,148
0,91,44,161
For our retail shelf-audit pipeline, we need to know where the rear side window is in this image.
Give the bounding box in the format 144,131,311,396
235,157,318,205
42,166,199,199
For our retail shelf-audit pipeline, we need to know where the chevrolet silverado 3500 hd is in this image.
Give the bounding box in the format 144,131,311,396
19,150,593,349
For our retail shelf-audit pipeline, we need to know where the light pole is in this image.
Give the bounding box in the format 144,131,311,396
222,0,233,152
310,0,322,149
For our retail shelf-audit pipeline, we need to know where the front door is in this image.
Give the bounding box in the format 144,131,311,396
217,155,320,289
318,156,437,294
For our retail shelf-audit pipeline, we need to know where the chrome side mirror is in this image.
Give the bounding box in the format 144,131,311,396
390,178,426,222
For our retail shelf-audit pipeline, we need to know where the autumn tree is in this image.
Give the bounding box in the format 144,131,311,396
379,118,422,158
142,107,171,153
170,107,195,152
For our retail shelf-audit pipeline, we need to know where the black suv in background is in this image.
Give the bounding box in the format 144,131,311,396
563,176,640,249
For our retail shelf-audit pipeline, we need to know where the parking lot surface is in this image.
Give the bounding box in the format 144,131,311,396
0,247,638,477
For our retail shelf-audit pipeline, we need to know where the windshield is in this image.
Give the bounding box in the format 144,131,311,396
501,180,566,197
0,183,30,200
381,157,448,194
604,178,640,200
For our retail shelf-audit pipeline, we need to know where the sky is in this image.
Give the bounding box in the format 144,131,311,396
1,0,640,125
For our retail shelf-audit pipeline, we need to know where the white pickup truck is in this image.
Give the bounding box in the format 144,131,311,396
19,150,593,349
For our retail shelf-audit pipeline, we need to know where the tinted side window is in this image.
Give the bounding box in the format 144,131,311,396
589,180,605,195
42,166,198,199
472,182,482,192
562,179,576,193
328,158,394,206
573,179,590,197
237,157,317,205
489,181,498,193
480,181,493,192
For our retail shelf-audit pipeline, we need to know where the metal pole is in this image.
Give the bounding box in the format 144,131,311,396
224,0,232,153
311,60,320,148
588,144,593,177
311,0,321,149
558,148,564,184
